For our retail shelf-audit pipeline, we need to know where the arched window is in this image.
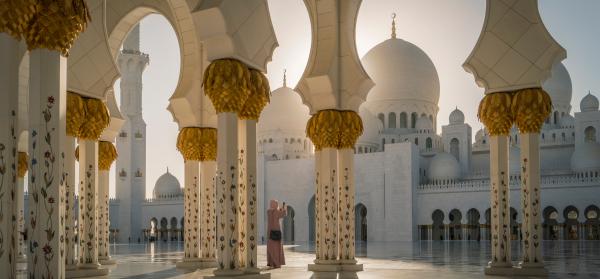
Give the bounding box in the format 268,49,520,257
382,138,386,151
561,132,565,141
358,146,363,153
400,112,407,128
554,111,559,124
388,112,396,128
411,112,417,128
378,113,385,127
414,138,419,146
391,139,395,144
426,137,432,149
290,138,295,143
269,138,273,143
450,138,459,160
585,126,597,143
552,133,556,141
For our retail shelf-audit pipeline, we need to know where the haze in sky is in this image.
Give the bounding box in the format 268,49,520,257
110,0,600,198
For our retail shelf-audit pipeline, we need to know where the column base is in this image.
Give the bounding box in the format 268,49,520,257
205,269,270,279
176,258,218,269
16,255,27,263
66,266,109,278
66,264,78,270
99,257,117,265
514,263,548,277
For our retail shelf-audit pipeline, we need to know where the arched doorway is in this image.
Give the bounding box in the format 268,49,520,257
149,217,158,242
180,217,184,241
355,203,367,242
432,210,444,241
584,205,600,240
170,217,178,241
564,206,579,240
308,195,315,242
543,206,559,240
466,208,480,241
283,206,295,243
510,207,519,240
160,217,168,241
449,209,462,240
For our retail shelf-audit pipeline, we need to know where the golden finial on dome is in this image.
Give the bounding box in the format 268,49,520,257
391,13,397,39
283,69,287,88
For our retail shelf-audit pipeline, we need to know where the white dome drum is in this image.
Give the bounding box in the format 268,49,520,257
152,170,182,199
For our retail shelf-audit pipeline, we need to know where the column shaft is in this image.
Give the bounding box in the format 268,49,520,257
519,133,543,267
17,176,26,261
78,139,100,269
315,148,338,263
214,112,243,276
27,49,67,278
338,148,356,263
184,160,200,259
0,34,20,278
237,119,259,271
98,170,110,261
488,136,511,267
64,136,77,269
200,161,216,260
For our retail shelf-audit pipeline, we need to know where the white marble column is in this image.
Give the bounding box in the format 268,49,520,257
16,153,27,263
0,34,21,278
338,148,357,265
237,119,259,273
486,136,512,273
518,133,545,273
97,169,114,265
214,112,243,276
311,148,338,266
78,139,101,270
64,135,78,270
200,160,216,262
183,160,201,262
27,49,67,278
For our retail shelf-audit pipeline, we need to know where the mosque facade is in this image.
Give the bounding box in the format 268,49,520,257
104,27,600,245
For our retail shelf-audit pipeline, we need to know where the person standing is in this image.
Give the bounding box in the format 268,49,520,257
267,200,287,268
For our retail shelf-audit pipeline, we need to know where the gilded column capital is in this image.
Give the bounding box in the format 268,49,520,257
79,97,110,140
67,91,86,137
306,109,363,151
18,152,28,178
176,127,217,162
478,92,515,136
239,69,270,120
0,0,38,40
203,59,251,114
98,141,117,171
512,88,552,134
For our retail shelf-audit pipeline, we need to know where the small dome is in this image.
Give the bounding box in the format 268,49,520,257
361,38,440,105
509,146,521,174
428,152,461,181
475,129,486,142
153,170,182,199
449,108,465,125
415,115,433,131
357,107,383,146
571,142,600,172
258,86,310,133
580,93,599,112
542,62,572,107
559,114,575,128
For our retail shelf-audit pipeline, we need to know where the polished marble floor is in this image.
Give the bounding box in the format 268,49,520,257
17,241,600,278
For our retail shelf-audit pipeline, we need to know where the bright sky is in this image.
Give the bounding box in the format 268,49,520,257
110,0,600,198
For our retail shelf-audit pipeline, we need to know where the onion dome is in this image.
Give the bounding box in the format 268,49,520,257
428,152,461,181
361,38,439,105
580,93,599,112
475,129,486,142
449,108,465,125
152,169,182,199
258,86,310,134
571,142,600,172
542,62,572,108
357,107,383,147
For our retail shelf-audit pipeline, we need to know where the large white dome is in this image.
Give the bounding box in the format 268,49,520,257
542,62,572,107
361,38,440,105
428,152,461,181
258,86,310,133
571,142,600,172
153,170,182,199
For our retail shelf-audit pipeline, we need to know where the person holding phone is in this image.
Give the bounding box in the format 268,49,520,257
267,199,287,268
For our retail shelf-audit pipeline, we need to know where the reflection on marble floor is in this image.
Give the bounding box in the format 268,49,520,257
16,241,600,278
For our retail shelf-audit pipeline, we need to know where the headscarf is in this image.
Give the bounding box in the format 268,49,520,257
269,199,278,210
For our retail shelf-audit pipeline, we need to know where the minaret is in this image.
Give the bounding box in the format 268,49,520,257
115,24,149,243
